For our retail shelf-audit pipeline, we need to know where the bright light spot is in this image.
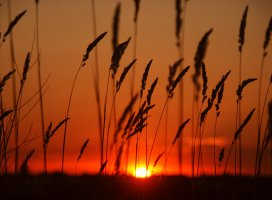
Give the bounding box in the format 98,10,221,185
135,167,151,178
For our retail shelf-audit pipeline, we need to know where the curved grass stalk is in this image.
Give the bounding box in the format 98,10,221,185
62,31,107,174
105,91,117,169
62,63,82,174
192,101,205,177
34,1,47,174
147,97,169,169
91,0,103,168
7,0,19,175
257,77,271,175
213,115,218,176
196,119,207,177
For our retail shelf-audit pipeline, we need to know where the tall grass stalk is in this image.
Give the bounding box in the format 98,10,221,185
91,0,103,167
145,77,158,174
62,32,107,174
148,66,190,169
0,96,7,173
175,0,183,175
0,70,15,173
7,1,19,174
192,28,213,177
136,59,152,175
257,76,271,175
236,78,257,175
101,38,130,172
196,119,207,176
224,108,255,174
61,65,83,175
165,59,182,174
237,5,248,176
105,59,136,172
131,0,140,99
111,2,121,163
164,102,169,174
5,53,30,175
175,0,189,176
213,83,224,176
196,70,231,176
124,0,140,174
162,119,190,173
255,17,272,175
34,0,47,174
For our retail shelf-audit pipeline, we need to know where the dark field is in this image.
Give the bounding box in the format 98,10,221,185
0,175,272,200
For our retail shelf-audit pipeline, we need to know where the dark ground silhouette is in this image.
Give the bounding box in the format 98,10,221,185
0,174,272,200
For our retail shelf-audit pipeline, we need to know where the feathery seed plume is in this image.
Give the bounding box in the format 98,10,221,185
238,6,248,52
140,60,152,98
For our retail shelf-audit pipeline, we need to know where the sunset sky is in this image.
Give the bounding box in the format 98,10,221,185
0,0,272,176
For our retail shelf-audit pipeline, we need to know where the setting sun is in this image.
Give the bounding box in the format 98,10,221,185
135,168,151,178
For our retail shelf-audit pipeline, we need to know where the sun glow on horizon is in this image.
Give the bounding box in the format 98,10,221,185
135,167,151,178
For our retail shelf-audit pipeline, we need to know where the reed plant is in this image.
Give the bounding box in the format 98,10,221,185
255,17,272,175
136,60,152,175
237,5,248,175
75,138,89,173
175,0,189,175
196,70,231,176
91,0,103,168
148,65,190,170
34,0,48,173
213,83,224,176
224,109,255,174
192,28,213,177
257,76,272,175
62,32,107,174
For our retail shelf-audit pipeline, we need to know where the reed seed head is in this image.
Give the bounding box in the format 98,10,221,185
21,52,30,85
264,101,272,149
172,119,190,145
236,78,257,100
0,110,13,121
201,62,208,99
116,59,136,92
153,152,165,168
133,0,140,23
112,3,121,51
0,70,15,93
218,148,225,167
140,60,152,98
215,83,224,113
77,138,90,161
167,59,183,97
263,17,272,51
201,70,231,125
20,149,35,174
99,160,108,175
3,10,27,39
238,6,248,52
169,65,190,95
114,94,138,143
175,0,182,46
147,77,158,105
233,108,255,142
193,28,213,97
111,37,131,78
82,32,107,64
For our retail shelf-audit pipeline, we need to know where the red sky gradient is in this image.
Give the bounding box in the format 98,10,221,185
0,0,272,176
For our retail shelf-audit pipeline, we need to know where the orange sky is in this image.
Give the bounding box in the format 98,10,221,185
0,0,272,176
